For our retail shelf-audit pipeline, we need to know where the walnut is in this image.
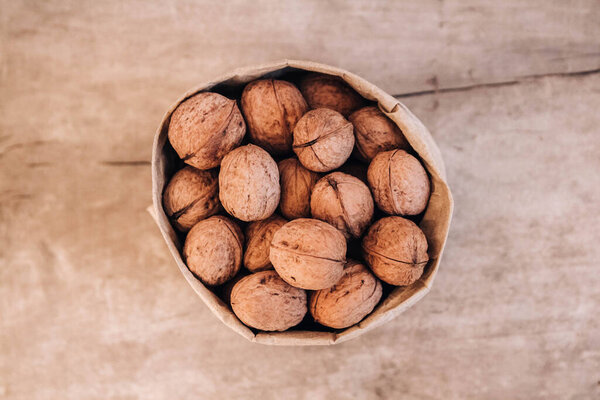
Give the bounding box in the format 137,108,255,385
349,106,410,162
310,172,374,239
299,73,365,117
293,108,355,172
230,270,307,331
219,144,280,222
361,216,429,286
367,149,430,215
241,79,308,155
309,260,382,329
270,218,346,290
183,215,244,286
168,92,245,170
244,215,287,272
278,158,321,219
162,166,220,232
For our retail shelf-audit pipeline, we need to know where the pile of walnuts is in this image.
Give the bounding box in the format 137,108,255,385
163,73,431,332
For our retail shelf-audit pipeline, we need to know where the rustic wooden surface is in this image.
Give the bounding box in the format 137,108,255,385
1,1,599,399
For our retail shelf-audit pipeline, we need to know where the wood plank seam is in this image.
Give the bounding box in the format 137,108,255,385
394,67,600,99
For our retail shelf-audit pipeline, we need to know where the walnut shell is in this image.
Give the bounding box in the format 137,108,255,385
293,108,355,172
168,92,245,170
310,172,374,239
278,158,321,219
361,216,429,286
219,144,280,222
349,106,410,162
183,216,243,286
241,79,308,155
231,270,307,331
309,260,382,329
299,73,365,117
244,215,287,272
270,218,346,290
367,149,430,215
162,166,220,231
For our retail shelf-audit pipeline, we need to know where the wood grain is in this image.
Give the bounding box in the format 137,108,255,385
1,1,599,399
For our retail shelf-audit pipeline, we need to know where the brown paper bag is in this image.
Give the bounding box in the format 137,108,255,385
151,60,453,345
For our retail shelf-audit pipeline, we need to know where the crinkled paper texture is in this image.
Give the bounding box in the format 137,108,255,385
151,60,453,345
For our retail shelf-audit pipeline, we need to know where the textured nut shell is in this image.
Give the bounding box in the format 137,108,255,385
162,166,220,231
244,215,287,272
309,260,382,329
183,216,244,286
230,270,307,331
219,144,281,222
299,73,365,117
293,108,355,172
168,92,245,170
349,106,410,162
241,79,308,155
270,218,346,290
310,172,374,239
367,149,431,215
362,216,429,286
278,158,321,219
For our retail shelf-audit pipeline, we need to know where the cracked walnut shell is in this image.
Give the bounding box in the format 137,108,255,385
168,92,245,170
270,218,346,290
231,270,307,331
162,166,220,232
183,215,244,286
293,108,355,172
309,260,382,329
362,216,429,286
219,144,280,222
349,106,410,162
241,79,308,155
278,158,321,219
367,149,430,216
310,172,374,239
244,215,287,272
299,73,365,117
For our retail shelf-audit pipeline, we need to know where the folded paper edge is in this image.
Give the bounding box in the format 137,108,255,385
150,59,453,346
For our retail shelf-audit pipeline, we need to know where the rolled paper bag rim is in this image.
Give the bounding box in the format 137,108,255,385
151,59,453,345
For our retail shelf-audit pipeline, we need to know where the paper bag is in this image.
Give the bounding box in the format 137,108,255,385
151,60,453,345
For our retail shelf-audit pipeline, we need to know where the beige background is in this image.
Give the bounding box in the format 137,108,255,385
1,1,599,399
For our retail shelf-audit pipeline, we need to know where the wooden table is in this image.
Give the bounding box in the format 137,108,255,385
1,1,599,399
